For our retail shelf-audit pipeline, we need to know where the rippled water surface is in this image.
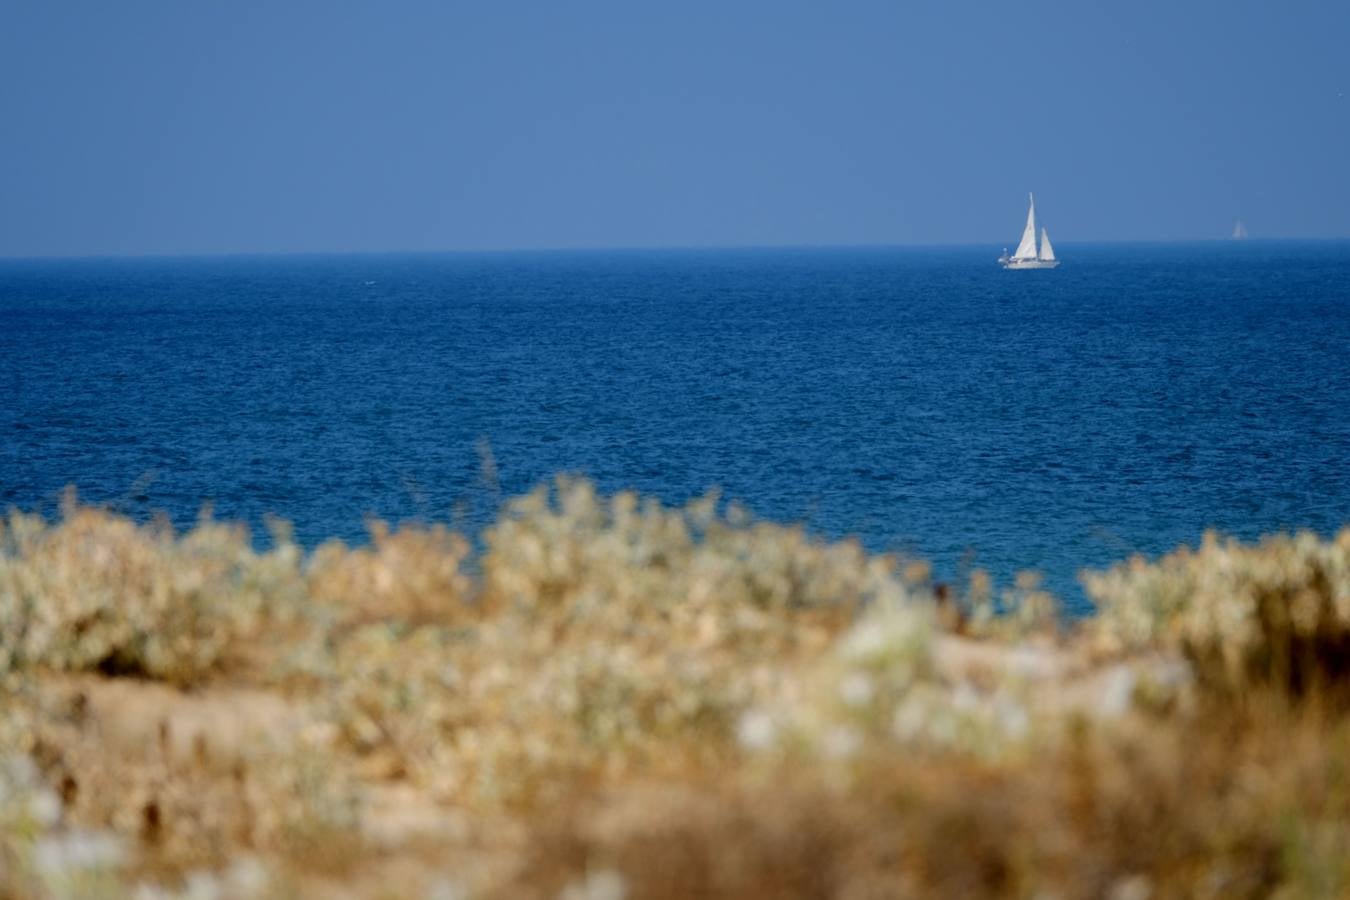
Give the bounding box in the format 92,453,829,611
4,243,1349,610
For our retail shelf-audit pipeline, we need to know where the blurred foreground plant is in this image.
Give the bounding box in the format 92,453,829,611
0,482,1348,897
314,478,911,804
1086,529,1350,700
0,505,305,686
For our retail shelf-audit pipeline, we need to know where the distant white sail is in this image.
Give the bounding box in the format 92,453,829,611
1013,193,1038,259
1232,219,1248,240
1038,227,1055,261
1000,193,1059,270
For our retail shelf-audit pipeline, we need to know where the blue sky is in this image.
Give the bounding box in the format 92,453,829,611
1,0,1347,256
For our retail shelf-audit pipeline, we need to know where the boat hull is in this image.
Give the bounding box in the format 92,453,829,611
1000,258,1059,270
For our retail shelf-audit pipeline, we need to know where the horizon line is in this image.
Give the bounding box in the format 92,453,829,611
2,236,1348,264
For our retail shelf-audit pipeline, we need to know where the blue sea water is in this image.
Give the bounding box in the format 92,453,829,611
3,242,1349,612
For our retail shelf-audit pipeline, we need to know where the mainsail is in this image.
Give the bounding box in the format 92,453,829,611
1038,227,1055,261
1013,193,1038,259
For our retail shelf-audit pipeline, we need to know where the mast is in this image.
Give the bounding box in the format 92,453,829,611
1038,228,1055,261
1013,193,1038,259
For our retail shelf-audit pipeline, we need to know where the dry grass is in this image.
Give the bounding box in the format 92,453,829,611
2,479,1349,898
1086,528,1350,699
513,701,1350,899
0,504,305,686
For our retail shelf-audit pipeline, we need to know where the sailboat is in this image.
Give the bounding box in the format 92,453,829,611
998,193,1059,269
1232,219,1249,240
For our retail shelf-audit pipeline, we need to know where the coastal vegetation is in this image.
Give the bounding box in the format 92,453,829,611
2,479,1350,897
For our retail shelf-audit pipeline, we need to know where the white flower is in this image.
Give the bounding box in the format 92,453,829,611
223,858,270,897
838,673,875,708
839,604,931,668
27,788,63,828
993,695,1030,740
1097,666,1137,718
558,869,627,900
951,682,980,713
33,829,125,875
842,619,888,660
1108,874,1153,900
821,726,862,760
183,871,225,900
736,709,778,751
426,878,469,900
892,701,927,742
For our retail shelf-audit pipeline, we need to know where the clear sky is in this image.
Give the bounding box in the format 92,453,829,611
1,0,1347,256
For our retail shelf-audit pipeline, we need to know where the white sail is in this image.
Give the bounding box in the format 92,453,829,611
1013,193,1038,259
1232,219,1248,240
1038,227,1055,261
1000,192,1060,269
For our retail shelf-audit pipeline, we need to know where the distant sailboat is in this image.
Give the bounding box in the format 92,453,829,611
999,193,1059,269
1232,218,1249,240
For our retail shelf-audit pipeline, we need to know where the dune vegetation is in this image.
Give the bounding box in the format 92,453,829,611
2,479,1350,898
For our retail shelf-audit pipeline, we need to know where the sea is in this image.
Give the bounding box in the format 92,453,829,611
3,242,1349,613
